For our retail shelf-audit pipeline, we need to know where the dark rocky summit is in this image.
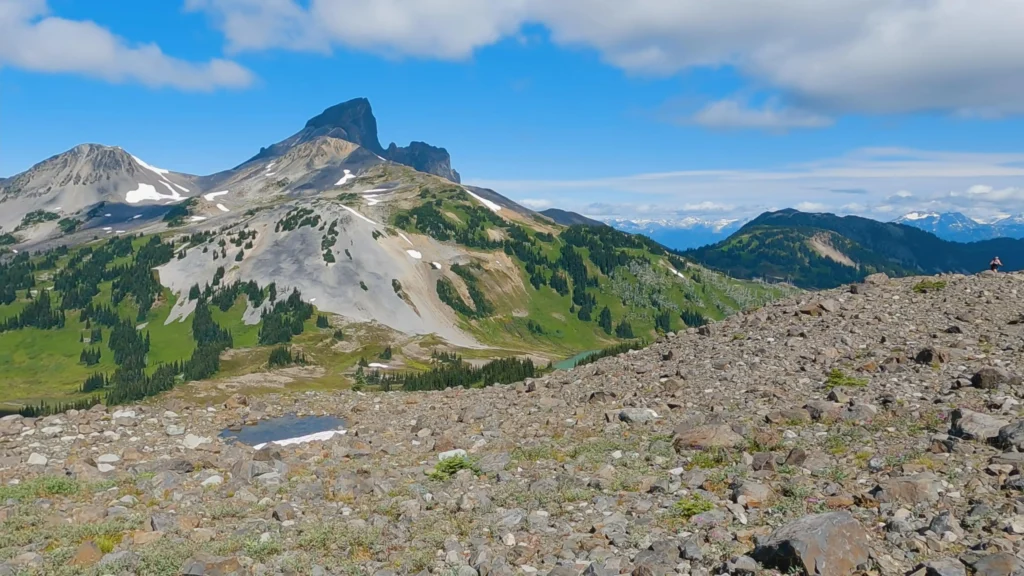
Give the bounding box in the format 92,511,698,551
248,97,461,182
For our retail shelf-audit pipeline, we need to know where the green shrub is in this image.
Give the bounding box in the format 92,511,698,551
669,494,714,519
912,279,947,293
428,455,480,481
824,368,867,389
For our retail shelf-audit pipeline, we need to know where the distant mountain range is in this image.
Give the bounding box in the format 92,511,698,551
534,212,745,250
893,211,1024,242
687,209,1023,289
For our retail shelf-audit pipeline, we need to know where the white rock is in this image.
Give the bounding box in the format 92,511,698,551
201,475,224,487
97,463,115,473
165,424,185,436
182,434,211,449
96,454,120,464
438,449,468,462
112,410,136,420
27,453,48,466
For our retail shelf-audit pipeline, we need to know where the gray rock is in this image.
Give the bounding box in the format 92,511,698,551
920,558,967,576
997,420,1024,450
951,409,1010,442
972,367,1021,390
970,553,1024,576
752,512,870,576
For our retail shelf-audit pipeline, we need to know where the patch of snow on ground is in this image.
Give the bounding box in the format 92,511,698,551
132,214,142,219
126,183,185,204
217,204,230,212
11,249,17,254
368,363,390,369
170,182,189,193
265,172,276,177
102,227,113,231
406,250,422,259
335,169,356,186
463,188,502,213
309,298,316,303
203,191,229,201
341,205,377,226
252,429,346,451
266,162,275,169
365,195,380,206
130,154,169,175
159,181,180,194
188,216,207,222
432,262,442,270
116,230,125,234
398,232,413,245
362,188,390,194
104,213,112,217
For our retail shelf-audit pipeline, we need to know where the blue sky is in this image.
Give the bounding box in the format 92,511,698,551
3,0,1024,222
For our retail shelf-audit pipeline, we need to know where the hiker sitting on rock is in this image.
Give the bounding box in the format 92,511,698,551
990,256,1003,272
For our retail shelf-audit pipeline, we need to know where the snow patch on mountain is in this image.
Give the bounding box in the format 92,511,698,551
464,188,501,213
125,183,185,204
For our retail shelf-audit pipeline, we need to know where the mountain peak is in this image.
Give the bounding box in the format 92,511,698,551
248,98,461,183
302,98,385,156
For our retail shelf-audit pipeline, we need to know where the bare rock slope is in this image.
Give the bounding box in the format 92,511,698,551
3,272,1024,576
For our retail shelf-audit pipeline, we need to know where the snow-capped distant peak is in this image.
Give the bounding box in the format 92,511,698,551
898,212,939,221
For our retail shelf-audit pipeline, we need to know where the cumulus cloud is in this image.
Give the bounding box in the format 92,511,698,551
189,0,1024,117
691,99,832,130
518,198,553,209
794,201,829,212
467,148,1024,220
0,0,253,90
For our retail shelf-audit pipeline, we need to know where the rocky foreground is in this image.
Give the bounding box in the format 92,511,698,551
3,273,1024,576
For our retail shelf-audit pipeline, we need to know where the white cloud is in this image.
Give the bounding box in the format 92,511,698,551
467,147,1024,220
679,201,735,212
0,0,253,90
794,201,829,212
189,0,1024,117
518,198,552,209
691,99,832,130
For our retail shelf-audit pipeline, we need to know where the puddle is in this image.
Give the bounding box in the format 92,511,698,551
219,414,345,449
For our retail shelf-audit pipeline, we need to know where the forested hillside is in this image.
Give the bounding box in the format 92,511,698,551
687,209,1023,289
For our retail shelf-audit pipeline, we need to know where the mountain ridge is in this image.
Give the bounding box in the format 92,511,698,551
894,210,1024,242
687,208,1023,288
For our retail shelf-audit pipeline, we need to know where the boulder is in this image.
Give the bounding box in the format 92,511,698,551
752,511,870,576
674,424,744,451
972,368,1021,390
970,553,1024,576
997,421,1024,451
951,409,1010,442
871,473,941,505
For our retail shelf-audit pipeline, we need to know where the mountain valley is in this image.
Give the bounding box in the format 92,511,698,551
0,99,789,413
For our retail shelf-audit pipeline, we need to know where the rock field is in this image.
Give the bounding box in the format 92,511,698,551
2,272,1024,576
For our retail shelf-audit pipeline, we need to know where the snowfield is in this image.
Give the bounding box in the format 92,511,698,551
335,169,356,186
125,183,185,204
341,205,377,226
130,154,169,175
252,429,345,451
217,204,230,212
203,191,229,201
464,188,502,213
406,250,422,259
